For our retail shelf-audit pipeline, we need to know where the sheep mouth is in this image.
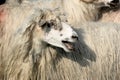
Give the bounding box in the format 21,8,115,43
62,40,75,51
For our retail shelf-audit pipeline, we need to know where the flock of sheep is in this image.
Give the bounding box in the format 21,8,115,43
0,0,120,80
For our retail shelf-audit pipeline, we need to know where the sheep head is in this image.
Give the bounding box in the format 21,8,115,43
34,10,78,52
82,0,119,8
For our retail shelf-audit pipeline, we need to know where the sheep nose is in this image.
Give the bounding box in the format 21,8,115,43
71,35,78,41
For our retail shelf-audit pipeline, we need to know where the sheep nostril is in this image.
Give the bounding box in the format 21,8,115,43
72,35,78,41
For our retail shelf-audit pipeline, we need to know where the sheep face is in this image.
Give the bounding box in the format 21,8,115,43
37,18,78,52
44,22,78,52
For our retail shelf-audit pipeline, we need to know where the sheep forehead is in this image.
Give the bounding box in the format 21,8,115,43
44,10,57,21
50,22,73,33
61,22,74,34
45,22,74,39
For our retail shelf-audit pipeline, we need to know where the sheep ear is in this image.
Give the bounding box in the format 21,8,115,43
39,19,47,28
39,9,54,28
39,12,47,28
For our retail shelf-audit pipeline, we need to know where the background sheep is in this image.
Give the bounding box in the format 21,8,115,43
6,0,120,25
5,0,118,27
0,3,120,80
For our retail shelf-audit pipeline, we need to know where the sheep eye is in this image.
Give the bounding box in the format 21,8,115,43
46,22,51,28
40,20,58,30
40,22,54,30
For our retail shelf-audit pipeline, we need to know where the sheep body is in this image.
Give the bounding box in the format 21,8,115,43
101,9,120,23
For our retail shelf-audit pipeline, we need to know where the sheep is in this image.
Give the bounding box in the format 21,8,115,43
0,4,78,80
5,0,118,27
6,0,120,25
0,3,120,80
